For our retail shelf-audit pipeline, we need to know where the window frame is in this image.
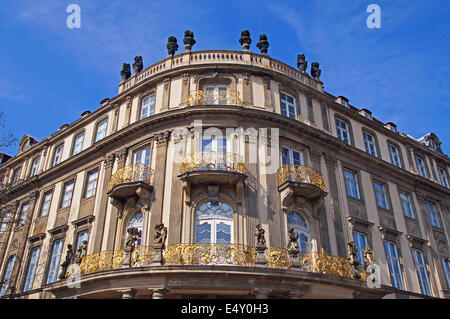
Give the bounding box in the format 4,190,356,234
343,169,361,200
22,245,41,293
426,202,442,228
139,93,155,120
280,91,297,120
39,190,53,217
59,179,75,209
412,249,432,296
45,238,64,285
281,146,304,166
437,167,449,188
384,241,405,290
84,168,99,199
441,258,450,291
94,117,108,143
52,143,64,167
30,156,41,177
194,201,234,245
399,192,414,219
414,155,428,178
71,131,85,156
388,142,403,168
335,116,353,145
352,231,368,266
373,181,390,210
0,255,16,296
362,129,379,157
17,201,29,226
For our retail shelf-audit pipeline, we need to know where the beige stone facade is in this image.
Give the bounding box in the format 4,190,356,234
0,44,449,299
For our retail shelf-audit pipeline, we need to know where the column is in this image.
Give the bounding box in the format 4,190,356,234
119,288,137,299
152,288,169,299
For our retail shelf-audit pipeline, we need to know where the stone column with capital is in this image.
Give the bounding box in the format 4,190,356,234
119,288,137,299
151,288,169,299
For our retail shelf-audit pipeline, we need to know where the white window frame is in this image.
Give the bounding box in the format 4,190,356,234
203,85,229,105
52,144,64,166
363,132,377,156
336,119,351,145
75,230,89,250
280,92,297,119
426,202,441,228
17,202,29,226
46,239,63,284
72,132,85,156
194,201,234,245
388,144,402,168
61,180,74,208
353,231,368,265
412,249,432,296
84,169,98,198
30,157,40,177
415,156,428,178
384,241,404,290
23,246,40,292
399,192,414,218
140,94,155,119
40,191,53,217
95,119,108,143
373,181,389,210
133,147,152,166
344,170,360,199
281,147,304,166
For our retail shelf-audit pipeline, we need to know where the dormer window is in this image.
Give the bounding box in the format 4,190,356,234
336,96,349,108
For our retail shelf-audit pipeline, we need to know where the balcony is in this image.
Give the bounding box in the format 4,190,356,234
277,164,327,201
107,164,154,215
178,151,247,186
186,90,242,106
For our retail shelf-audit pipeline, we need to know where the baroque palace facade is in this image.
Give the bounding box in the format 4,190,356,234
0,30,449,299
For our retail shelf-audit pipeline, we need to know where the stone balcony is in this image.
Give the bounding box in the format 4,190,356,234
277,164,327,201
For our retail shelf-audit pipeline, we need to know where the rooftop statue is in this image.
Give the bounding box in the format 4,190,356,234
239,30,252,51
120,63,131,81
297,54,307,72
167,36,179,56
133,56,143,74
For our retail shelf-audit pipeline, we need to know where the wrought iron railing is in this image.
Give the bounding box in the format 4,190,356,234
179,151,246,175
107,164,154,192
78,246,154,276
163,244,256,266
277,164,326,191
186,90,242,106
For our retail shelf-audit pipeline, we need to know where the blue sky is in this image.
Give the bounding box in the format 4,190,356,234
0,0,449,154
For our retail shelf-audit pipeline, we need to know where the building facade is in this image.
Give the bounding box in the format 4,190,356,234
0,31,449,299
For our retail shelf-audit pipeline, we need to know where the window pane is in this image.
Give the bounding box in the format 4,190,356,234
85,170,98,198
23,247,40,292
61,181,74,208
73,133,84,155
95,119,107,142
47,240,63,284
18,202,29,226
0,256,16,296
400,193,414,218
76,230,89,250
384,241,404,290
40,191,53,216
140,95,155,119
30,157,40,176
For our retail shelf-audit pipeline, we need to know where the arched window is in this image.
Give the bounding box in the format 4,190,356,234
1,255,16,296
194,201,233,244
126,211,143,246
287,211,310,254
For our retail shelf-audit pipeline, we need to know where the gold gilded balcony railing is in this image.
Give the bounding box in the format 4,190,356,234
76,246,153,276
278,164,326,191
163,243,256,266
179,151,247,175
107,164,154,192
266,249,354,279
186,89,242,106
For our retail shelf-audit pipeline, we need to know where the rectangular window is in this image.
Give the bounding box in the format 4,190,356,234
412,250,432,296
95,119,108,142
281,147,303,166
40,191,53,217
85,169,99,198
23,246,40,292
363,132,377,156
140,94,155,119
384,241,404,290
373,182,389,210
353,232,368,265
415,156,428,178
426,203,441,228
203,86,229,105
0,256,16,296
307,96,314,123
320,104,330,131
61,180,74,208
388,144,402,168
399,192,414,218
0,211,10,233
280,92,297,119
72,132,85,155
30,157,40,177
12,167,21,185
46,239,63,284
336,119,351,145
201,136,227,153
53,144,63,166
17,202,29,226
76,230,89,250
133,147,151,166
442,258,450,290
438,167,449,188
344,170,360,199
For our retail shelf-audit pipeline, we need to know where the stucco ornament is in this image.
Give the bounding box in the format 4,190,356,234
167,36,179,56
239,30,252,50
256,34,269,54
297,54,307,72
120,63,131,81
133,56,143,74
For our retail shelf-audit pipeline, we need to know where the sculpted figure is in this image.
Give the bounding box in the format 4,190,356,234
364,246,376,266
255,224,266,247
167,36,179,56
120,63,131,81
74,240,88,264
346,241,361,279
133,56,143,73
297,54,307,72
154,223,168,248
287,227,299,251
125,227,139,251
58,244,74,280
310,62,322,80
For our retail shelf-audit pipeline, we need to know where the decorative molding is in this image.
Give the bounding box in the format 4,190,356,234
405,234,428,249
28,232,46,243
48,224,69,237
71,215,95,229
103,154,116,169
155,131,171,146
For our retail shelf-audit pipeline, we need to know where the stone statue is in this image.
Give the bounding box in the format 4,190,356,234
255,224,266,247
58,244,74,280
74,240,88,264
154,223,168,248
287,227,299,251
346,241,361,279
256,34,269,54
133,56,143,74
183,30,196,51
310,62,322,80
239,30,252,51
124,227,139,252
120,63,131,81
297,54,307,72
167,36,179,56
364,246,376,266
